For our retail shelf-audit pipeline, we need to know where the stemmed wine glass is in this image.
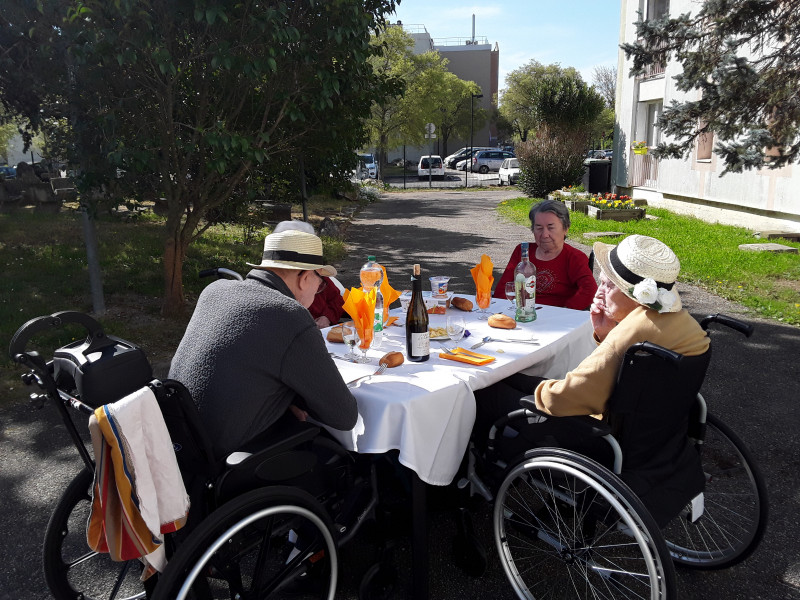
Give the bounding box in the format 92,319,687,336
446,316,466,343
342,322,358,361
475,292,491,320
505,282,517,316
356,327,373,364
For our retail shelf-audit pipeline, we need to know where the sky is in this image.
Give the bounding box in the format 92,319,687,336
389,0,623,91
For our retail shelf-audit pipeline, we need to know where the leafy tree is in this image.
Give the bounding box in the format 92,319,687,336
622,0,800,173
1,0,398,316
0,119,16,163
499,60,605,142
403,68,485,158
591,65,617,109
365,26,441,169
516,125,587,198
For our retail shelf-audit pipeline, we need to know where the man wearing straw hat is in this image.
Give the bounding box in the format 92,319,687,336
473,235,710,454
169,229,357,458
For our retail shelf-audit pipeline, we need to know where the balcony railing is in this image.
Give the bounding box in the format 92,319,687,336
630,152,659,188
635,40,667,80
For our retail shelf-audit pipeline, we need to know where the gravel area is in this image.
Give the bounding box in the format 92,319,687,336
1,189,798,599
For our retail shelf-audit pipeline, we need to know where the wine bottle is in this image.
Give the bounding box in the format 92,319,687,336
514,242,537,323
406,264,430,362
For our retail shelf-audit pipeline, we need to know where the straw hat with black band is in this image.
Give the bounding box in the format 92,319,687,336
592,234,682,313
247,230,337,278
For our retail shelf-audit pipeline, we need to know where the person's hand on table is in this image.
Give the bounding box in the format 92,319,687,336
590,298,617,342
289,405,309,422
315,315,332,329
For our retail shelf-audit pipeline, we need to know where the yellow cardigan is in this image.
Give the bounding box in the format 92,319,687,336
535,306,710,417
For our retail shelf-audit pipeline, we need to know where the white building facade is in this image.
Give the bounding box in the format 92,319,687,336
613,0,800,233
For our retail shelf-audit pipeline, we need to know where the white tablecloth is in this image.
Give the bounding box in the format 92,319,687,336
322,299,595,485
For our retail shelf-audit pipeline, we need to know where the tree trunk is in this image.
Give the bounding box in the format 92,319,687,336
80,205,106,315
161,226,187,317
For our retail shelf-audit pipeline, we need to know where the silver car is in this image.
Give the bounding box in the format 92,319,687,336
471,150,515,174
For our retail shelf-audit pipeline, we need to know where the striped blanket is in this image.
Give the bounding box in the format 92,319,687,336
87,386,190,578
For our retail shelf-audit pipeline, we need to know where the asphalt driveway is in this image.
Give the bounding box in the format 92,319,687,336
1,188,798,599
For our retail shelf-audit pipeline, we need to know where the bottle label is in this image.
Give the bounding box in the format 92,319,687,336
374,310,383,332
409,331,430,356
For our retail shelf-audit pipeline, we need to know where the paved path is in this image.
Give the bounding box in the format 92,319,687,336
1,189,798,599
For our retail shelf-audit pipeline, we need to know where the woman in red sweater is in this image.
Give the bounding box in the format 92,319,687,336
493,200,597,310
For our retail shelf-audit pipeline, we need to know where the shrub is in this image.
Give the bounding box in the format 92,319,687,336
517,124,588,198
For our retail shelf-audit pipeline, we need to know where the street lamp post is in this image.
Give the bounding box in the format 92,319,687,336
466,93,483,188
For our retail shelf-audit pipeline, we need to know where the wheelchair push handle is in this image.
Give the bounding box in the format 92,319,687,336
199,267,243,281
8,310,111,363
700,313,754,337
627,341,683,365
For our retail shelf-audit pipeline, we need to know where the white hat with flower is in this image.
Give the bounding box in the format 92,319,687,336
593,235,682,313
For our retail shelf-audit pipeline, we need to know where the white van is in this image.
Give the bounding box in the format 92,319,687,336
358,153,377,178
418,155,444,180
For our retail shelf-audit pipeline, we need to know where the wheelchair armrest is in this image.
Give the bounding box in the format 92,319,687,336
518,397,612,437
225,421,320,471
700,313,754,337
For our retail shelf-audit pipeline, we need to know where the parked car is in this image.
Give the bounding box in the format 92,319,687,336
498,157,520,186
358,153,377,178
443,146,491,169
418,155,444,180
471,149,515,173
0,165,17,179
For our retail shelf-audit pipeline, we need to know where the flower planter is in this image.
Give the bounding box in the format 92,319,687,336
633,147,648,155
565,199,592,214
587,205,646,222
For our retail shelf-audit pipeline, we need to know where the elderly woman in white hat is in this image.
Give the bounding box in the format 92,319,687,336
169,228,357,458
473,235,710,453
532,234,710,417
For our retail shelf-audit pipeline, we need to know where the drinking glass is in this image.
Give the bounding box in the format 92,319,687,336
356,327,373,364
505,282,517,315
342,323,358,361
475,292,491,320
446,316,466,343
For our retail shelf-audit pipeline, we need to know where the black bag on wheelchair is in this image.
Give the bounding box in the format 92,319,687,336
52,321,153,408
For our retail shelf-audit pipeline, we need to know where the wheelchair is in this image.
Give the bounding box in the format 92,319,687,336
463,314,768,599
10,310,389,600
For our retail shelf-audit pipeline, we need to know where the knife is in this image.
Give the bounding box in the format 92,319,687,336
329,353,357,363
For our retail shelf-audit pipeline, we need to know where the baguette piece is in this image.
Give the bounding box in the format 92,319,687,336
451,297,474,312
488,313,516,329
326,324,351,343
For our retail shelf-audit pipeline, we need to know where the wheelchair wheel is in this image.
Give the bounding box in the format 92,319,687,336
152,486,337,600
663,413,768,569
42,468,147,600
494,448,676,599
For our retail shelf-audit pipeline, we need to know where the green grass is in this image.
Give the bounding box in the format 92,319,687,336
0,199,360,403
498,197,800,326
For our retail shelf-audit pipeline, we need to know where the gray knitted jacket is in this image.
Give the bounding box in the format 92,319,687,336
169,269,358,457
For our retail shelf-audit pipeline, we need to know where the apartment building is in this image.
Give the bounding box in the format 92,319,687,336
396,19,499,154
613,0,800,233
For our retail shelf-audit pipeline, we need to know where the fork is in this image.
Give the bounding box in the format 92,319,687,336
438,342,456,355
346,363,388,386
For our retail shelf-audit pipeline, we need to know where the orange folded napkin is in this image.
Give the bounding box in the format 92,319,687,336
380,266,402,308
470,254,494,310
384,316,399,327
343,287,376,348
439,347,496,366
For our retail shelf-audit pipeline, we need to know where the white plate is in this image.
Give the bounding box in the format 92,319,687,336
430,335,450,341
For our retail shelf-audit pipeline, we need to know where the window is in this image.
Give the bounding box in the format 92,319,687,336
696,121,713,160
646,0,669,20
646,102,662,147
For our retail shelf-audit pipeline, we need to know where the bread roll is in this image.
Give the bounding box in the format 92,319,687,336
326,324,351,343
488,313,516,329
379,351,404,367
451,297,474,312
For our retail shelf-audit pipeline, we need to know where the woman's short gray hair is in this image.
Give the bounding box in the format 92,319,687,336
529,199,571,232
